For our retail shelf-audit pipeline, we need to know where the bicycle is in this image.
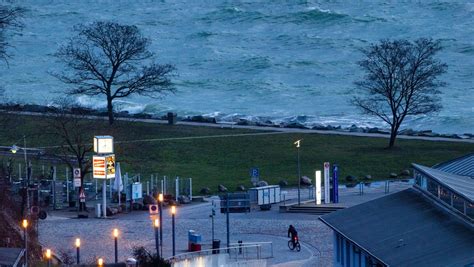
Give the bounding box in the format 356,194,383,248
288,236,301,252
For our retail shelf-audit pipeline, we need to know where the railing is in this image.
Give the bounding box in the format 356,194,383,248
228,241,273,260
166,242,273,264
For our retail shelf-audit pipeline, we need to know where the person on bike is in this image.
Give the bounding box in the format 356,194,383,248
288,224,298,246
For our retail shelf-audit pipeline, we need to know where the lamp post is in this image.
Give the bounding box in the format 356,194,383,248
22,219,28,267
171,206,176,256
158,193,163,256
75,238,81,264
10,135,28,182
45,249,52,267
113,228,119,263
294,139,302,205
154,219,160,259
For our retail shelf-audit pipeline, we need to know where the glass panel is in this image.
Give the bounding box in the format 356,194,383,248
336,234,341,263
353,245,361,267
439,186,451,205
341,236,344,265
452,194,465,214
346,240,351,267
426,178,439,197
467,202,474,220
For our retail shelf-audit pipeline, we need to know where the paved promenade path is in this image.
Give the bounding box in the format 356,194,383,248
11,110,474,144
39,181,412,266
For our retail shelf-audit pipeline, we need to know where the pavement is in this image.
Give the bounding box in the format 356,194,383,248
38,181,412,266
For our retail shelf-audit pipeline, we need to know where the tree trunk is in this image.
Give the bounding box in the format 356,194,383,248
388,123,400,149
107,97,114,125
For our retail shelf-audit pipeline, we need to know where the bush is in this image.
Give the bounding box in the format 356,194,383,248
132,246,171,267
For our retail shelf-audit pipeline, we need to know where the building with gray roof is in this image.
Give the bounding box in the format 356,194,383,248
320,154,474,267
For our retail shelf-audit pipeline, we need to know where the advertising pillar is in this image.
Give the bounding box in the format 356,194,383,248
332,164,339,203
315,170,322,205
324,162,330,203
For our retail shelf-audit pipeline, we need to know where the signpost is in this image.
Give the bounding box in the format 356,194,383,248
250,167,259,186
79,189,86,203
324,162,330,204
92,136,115,218
73,168,81,188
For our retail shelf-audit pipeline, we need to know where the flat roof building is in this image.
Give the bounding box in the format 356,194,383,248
320,154,474,267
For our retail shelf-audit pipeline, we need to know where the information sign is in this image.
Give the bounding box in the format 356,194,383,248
324,162,330,204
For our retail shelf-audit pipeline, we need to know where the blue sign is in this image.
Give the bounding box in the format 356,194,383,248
250,168,259,178
332,164,339,203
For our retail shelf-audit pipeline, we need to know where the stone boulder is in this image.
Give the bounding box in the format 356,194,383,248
279,180,288,187
236,185,246,191
400,169,410,176
190,115,217,123
256,181,269,187
367,127,379,134
346,183,357,188
218,184,228,192
398,129,417,136
300,176,312,186
178,195,191,204
349,125,364,133
200,187,211,195
345,175,357,182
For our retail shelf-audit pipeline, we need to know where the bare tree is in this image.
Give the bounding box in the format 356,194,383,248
0,5,25,63
45,99,94,211
352,38,447,148
53,21,176,125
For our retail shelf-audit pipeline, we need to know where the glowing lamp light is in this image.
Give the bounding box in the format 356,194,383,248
158,193,163,202
98,258,104,266
113,228,119,238
75,238,81,248
22,219,28,229
10,145,19,154
93,136,114,154
154,219,159,228
294,139,302,148
171,206,176,215
45,249,51,259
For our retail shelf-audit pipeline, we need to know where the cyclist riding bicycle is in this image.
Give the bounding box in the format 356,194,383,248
288,224,298,246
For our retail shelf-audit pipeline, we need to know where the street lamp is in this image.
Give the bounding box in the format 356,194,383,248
22,219,28,267
158,193,163,256
171,206,176,256
113,228,119,263
153,219,160,259
75,238,81,264
10,135,28,183
294,139,302,205
45,249,52,267
97,257,104,266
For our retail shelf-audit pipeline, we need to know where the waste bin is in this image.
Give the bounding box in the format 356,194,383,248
212,239,220,254
167,112,177,125
96,203,101,218
126,258,138,267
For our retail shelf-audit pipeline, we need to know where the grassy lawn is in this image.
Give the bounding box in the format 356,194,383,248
1,113,473,194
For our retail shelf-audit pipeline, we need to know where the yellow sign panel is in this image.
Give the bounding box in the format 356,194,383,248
93,155,115,179
106,155,115,179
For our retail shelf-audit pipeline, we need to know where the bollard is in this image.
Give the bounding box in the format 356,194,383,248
238,240,243,254
96,203,101,218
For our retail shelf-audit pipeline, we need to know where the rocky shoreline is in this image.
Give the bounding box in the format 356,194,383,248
2,103,473,140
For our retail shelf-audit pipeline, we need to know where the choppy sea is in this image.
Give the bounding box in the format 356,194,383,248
1,0,473,133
